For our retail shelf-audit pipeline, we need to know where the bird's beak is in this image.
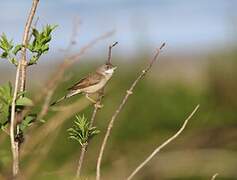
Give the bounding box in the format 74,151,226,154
113,66,117,70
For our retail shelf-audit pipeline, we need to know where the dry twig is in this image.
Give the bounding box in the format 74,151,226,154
96,43,166,180
10,0,39,177
211,173,219,180
10,63,21,177
126,105,200,180
75,145,87,178
107,42,118,64
20,0,39,91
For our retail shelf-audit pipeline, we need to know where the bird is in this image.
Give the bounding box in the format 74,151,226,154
51,63,117,106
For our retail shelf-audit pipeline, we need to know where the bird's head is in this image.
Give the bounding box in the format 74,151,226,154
97,63,117,76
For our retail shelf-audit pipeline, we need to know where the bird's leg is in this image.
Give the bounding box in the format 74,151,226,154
86,94,97,103
94,89,105,108
98,88,105,98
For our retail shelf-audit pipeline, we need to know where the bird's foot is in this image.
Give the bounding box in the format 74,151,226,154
94,103,103,109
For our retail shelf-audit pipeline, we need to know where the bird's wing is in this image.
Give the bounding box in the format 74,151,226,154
68,73,103,91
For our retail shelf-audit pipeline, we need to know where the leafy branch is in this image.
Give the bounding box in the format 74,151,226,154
28,24,57,65
68,115,100,147
0,33,22,66
68,115,100,178
0,82,34,134
0,24,57,67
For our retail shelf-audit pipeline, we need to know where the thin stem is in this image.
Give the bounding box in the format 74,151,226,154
211,173,219,180
9,0,39,177
89,97,102,127
96,43,165,180
10,63,21,178
126,105,200,180
107,42,118,64
75,145,87,178
20,0,39,91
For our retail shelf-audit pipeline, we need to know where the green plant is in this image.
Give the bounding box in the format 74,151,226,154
0,24,57,129
0,24,56,134
0,82,34,131
28,24,57,65
68,115,100,146
0,33,22,66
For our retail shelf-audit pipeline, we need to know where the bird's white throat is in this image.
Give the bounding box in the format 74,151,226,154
105,67,116,74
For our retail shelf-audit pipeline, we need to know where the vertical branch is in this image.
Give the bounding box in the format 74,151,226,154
96,43,165,180
20,0,40,91
10,64,21,178
107,42,118,64
75,42,117,178
75,145,87,178
10,0,40,177
126,105,200,180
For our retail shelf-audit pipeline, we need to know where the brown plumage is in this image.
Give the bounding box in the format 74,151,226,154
68,72,104,91
51,63,116,105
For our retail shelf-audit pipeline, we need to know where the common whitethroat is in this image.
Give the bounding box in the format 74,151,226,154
51,63,117,106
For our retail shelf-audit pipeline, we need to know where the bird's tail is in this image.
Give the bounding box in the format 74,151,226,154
50,90,79,106
50,96,67,106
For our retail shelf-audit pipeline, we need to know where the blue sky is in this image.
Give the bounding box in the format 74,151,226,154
0,0,236,57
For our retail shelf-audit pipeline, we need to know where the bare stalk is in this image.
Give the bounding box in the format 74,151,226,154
75,42,117,178
20,0,39,91
107,42,118,64
10,64,21,178
10,0,39,177
211,173,219,180
75,145,87,178
126,105,200,180
96,43,166,180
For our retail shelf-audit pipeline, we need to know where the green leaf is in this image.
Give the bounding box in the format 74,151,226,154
27,24,57,56
1,52,8,58
32,28,39,38
12,44,22,55
16,97,33,106
17,91,27,99
19,114,37,131
0,82,12,102
0,33,13,51
0,82,12,124
10,58,18,66
41,44,49,53
28,55,40,65
41,36,51,45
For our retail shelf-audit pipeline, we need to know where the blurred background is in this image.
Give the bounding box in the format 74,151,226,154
0,0,237,179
